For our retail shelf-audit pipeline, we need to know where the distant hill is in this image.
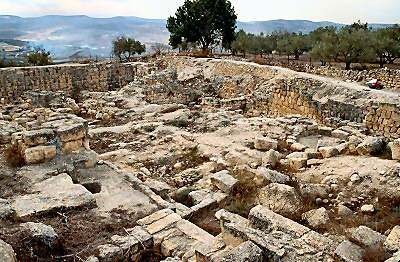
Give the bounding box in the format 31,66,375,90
0,15,393,58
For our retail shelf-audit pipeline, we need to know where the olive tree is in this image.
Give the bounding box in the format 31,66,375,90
112,37,146,61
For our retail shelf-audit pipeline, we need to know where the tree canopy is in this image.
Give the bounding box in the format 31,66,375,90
167,0,237,52
112,37,146,61
27,48,52,66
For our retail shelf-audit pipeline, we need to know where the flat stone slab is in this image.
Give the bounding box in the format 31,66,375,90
334,240,364,262
11,173,96,218
213,241,264,262
210,170,238,193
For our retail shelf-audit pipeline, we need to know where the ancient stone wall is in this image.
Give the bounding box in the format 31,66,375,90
265,60,400,90
0,62,150,102
167,57,400,139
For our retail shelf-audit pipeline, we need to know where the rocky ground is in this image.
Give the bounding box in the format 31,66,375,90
0,56,399,262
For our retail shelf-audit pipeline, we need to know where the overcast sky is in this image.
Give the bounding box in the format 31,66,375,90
1,0,399,24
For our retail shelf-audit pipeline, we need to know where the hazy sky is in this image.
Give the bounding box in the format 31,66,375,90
1,0,399,24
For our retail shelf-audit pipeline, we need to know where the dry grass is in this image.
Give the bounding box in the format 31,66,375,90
362,245,391,262
4,144,25,167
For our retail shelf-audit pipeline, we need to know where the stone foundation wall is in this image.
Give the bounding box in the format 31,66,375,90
265,60,400,90
11,116,89,164
167,57,400,139
0,62,150,102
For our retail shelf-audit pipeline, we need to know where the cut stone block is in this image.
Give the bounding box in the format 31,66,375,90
210,170,238,193
212,241,264,262
137,209,174,226
23,129,55,147
24,145,57,164
334,240,364,262
56,123,87,142
348,226,386,248
254,137,278,151
12,173,96,218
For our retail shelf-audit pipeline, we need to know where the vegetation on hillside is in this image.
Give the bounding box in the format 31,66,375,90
231,21,400,69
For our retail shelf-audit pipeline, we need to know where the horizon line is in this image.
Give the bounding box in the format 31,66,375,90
0,14,395,25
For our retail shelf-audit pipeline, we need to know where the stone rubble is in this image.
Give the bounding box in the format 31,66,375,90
0,56,399,261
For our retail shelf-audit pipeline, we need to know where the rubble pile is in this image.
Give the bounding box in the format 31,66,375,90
0,56,399,262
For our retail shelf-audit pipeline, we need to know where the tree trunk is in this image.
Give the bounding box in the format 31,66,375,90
379,57,385,68
345,61,351,70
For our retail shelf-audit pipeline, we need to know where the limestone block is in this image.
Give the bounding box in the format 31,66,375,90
22,129,55,147
24,145,57,164
210,170,238,194
334,240,364,262
62,139,83,153
56,123,87,142
254,137,278,151
389,139,400,161
348,226,386,248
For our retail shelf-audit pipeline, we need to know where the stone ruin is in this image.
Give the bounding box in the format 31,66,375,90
0,56,400,262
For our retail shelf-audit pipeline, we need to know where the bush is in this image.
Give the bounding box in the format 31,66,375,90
27,49,52,66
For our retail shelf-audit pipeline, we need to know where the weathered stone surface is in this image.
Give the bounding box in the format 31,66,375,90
20,222,58,248
11,174,96,218
112,226,153,254
356,137,385,156
210,170,238,193
24,145,57,164
0,199,15,220
254,137,278,151
262,149,282,168
97,244,123,261
385,251,400,262
302,207,330,230
0,239,17,262
249,205,310,237
385,226,400,252
56,123,87,142
22,129,55,147
389,139,400,161
254,167,290,186
257,183,302,216
144,178,172,198
334,240,364,262
348,226,386,248
212,241,264,262
160,109,191,127
319,146,339,158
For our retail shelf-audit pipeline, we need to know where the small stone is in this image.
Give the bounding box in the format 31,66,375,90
318,146,339,158
21,222,58,248
348,226,386,248
350,173,361,183
361,204,375,213
254,137,278,151
337,204,354,217
302,207,330,229
262,149,282,168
